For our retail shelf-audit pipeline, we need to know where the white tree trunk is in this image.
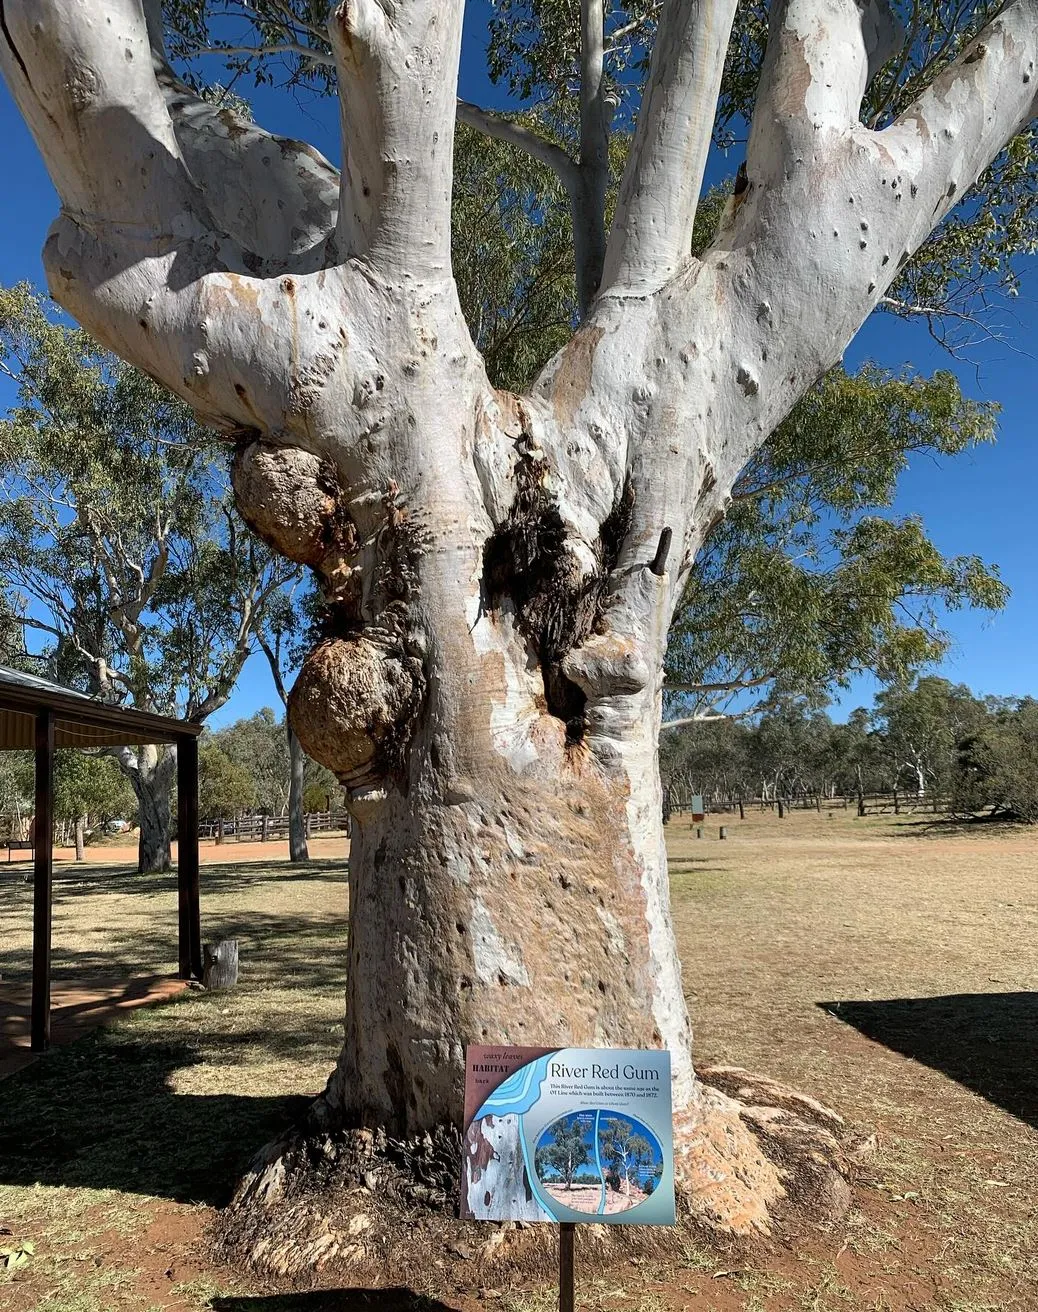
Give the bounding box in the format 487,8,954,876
119,743,177,874
3,0,1037,1244
287,725,309,863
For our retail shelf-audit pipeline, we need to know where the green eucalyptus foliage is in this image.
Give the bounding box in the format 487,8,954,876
871,675,988,794
198,739,258,820
664,367,1007,714
0,283,301,720
452,123,577,391
659,678,1036,816
952,699,1038,822
212,705,339,816
165,0,337,93
52,751,137,828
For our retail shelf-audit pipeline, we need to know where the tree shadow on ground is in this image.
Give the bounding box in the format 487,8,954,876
0,1029,311,1205
0,856,348,899
211,1292,460,1311
0,908,348,994
819,992,1038,1128
888,814,1026,840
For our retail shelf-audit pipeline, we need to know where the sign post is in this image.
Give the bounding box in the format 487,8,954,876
462,1046,675,1307
559,1222,575,1312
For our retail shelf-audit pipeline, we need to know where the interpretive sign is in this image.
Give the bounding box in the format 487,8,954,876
690,794,705,822
461,1046,674,1225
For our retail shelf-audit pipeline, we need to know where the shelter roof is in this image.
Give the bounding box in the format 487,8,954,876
0,665,203,750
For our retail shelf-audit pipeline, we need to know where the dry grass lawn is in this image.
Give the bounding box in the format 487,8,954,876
0,809,1035,1311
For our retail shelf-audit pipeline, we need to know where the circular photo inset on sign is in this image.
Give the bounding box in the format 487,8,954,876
533,1110,665,1215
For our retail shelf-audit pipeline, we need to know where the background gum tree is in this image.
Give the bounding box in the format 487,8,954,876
0,284,302,872
3,0,1038,1262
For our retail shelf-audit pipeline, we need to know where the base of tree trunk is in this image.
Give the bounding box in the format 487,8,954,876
214,1067,863,1285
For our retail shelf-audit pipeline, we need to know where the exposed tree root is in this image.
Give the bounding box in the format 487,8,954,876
213,1067,867,1289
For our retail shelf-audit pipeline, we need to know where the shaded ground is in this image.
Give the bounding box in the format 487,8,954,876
0,811,1036,1310
0,975,187,1079
2,831,350,867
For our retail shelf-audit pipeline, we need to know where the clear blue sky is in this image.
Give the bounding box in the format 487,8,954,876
0,12,1035,728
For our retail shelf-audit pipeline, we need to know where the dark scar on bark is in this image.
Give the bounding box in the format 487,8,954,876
481,447,634,744
0,2,30,81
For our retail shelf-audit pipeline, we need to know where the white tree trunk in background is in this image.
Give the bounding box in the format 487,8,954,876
118,742,177,873
287,726,310,863
2,0,1036,1231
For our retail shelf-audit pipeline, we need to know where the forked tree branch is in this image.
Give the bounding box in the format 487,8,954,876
751,0,902,146
695,0,1038,510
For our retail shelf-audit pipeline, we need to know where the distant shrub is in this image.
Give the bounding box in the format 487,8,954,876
951,703,1038,823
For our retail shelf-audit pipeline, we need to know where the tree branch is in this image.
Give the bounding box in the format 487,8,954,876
750,0,902,145
331,0,465,276
575,0,610,312
601,0,739,296
456,102,579,185
692,0,1038,518
153,67,340,266
661,710,751,730
0,0,204,232
186,42,335,67
0,0,327,435
665,672,773,695
258,632,290,707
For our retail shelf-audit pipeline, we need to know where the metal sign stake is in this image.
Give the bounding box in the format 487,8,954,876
559,1222,575,1312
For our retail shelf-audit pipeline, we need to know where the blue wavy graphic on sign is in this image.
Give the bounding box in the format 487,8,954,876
593,1109,606,1216
476,1053,553,1119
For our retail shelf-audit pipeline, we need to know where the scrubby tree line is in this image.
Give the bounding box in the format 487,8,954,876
198,707,341,824
661,678,1038,822
0,746,135,854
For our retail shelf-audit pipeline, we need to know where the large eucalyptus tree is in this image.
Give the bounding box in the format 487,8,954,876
2,0,1036,1264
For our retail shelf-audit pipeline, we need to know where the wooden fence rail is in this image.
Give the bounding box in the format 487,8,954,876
664,791,950,817
199,809,352,842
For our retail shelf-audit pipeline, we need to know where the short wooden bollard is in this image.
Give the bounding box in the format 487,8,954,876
202,939,239,990
719,826,727,840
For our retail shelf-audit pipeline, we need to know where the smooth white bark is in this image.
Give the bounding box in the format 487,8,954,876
602,0,739,294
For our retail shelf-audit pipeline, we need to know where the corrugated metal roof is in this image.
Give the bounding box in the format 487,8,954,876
0,665,202,748
0,665,97,700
